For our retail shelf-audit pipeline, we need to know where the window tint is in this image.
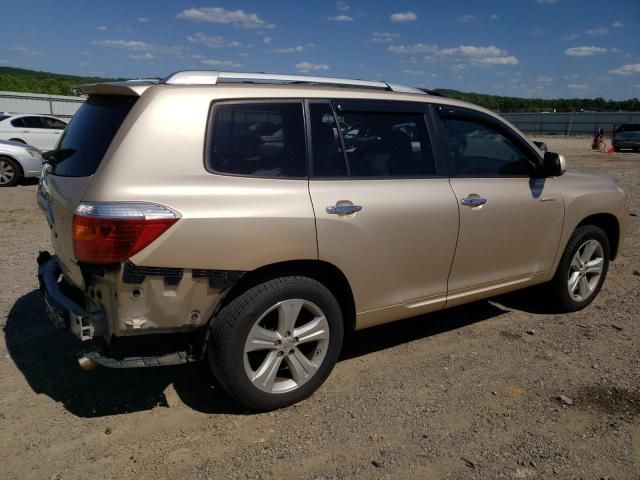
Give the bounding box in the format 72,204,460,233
41,117,67,129
10,117,25,128
22,116,45,128
51,95,137,177
309,103,347,177
208,102,306,178
312,106,436,178
443,118,534,176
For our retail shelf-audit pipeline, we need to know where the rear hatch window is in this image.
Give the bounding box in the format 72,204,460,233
50,95,137,177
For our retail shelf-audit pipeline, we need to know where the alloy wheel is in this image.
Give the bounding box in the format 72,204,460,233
567,239,604,302
243,299,330,394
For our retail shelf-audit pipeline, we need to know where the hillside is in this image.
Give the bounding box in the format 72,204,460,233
0,66,638,112
0,67,119,96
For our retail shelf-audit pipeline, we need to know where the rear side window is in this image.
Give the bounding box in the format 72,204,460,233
207,102,307,178
51,95,137,177
41,117,67,129
311,103,436,178
10,117,25,127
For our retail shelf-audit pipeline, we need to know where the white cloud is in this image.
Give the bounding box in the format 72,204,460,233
138,17,149,23
536,0,559,4
608,63,640,75
567,83,588,89
562,33,579,41
536,75,553,83
200,59,245,68
0,59,8,64
389,43,518,66
458,14,476,23
438,45,519,65
92,39,182,56
371,32,399,43
187,32,226,48
612,21,623,28
586,26,608,36
489,14,500,20
402,69,425,75
129,52,154,60
96,26,108,31
336,1,350,12
327,15,353,22
273,44,314,53
92,39,153,51
565,46,608,56
177,7,272,29
295,61,329,72
390,11,417,23
263,36,272,44
388,43,438,54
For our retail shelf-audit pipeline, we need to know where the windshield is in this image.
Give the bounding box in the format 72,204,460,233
50,95,137,177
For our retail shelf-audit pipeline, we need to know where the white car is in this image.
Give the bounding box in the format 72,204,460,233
0,114,67,150
0,140,44,186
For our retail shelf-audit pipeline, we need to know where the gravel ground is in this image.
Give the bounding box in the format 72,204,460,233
1,137,638,479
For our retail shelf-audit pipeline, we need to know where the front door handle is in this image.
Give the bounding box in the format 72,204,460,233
461,197,487,207
326,204,362,215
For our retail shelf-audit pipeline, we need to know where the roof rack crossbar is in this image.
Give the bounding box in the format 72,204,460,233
163,71,426,95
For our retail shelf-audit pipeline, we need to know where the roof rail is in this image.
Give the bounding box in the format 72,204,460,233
163,71,426,95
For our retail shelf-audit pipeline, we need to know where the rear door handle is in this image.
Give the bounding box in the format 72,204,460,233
461,197,487,207
326,205,362,215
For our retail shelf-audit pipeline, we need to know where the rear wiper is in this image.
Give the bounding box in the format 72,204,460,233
42,148,76,165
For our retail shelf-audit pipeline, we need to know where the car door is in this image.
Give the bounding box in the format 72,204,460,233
434,105,564,304
19,116,51,149
40,116,66,149
307,100,459,329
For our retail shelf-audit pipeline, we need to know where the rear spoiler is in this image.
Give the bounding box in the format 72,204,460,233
72,79,160,97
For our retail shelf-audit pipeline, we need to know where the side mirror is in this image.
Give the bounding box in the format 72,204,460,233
542,151,567,177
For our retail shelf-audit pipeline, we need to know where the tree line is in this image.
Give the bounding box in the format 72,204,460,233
1,66,638,112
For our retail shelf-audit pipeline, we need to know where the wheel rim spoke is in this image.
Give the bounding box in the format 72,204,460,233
568,272,581,294
245,325,280,352
580,240,598,263
578,275,590,298
570,255,582,270
252,351,283,390
294,315,329,345
586,257,603,275
277,299,304,336
285,347,318,384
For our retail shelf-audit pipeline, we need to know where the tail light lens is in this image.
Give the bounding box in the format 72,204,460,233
72,202,179,264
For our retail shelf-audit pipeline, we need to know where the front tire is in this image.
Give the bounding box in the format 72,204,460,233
208,276,344,411
0,156,21,187
547,225,610,312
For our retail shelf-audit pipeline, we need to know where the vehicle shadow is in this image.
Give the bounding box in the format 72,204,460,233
5,289,518,418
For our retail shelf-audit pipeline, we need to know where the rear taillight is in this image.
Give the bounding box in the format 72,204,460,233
72,202,179,264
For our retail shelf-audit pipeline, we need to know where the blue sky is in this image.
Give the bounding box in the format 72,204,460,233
1,0,639,99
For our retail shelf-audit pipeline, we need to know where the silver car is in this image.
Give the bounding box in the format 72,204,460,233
0,140,44,186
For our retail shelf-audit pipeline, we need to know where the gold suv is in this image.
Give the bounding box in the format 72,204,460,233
37,71,629,410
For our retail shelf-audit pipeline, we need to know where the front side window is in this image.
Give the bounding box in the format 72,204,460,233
311,103,436,178
442,117,534,176
207,102,306,178
22,116,45,129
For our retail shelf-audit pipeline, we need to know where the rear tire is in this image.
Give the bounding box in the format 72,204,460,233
0,156,21,187
208,276,344,411
546,225,610,312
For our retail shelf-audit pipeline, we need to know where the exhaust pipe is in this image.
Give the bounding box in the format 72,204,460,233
77,355,97,371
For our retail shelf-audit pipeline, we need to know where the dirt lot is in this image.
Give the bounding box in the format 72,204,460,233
1,137,638,479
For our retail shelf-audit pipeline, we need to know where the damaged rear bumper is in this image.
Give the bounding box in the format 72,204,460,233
37,252,105,341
